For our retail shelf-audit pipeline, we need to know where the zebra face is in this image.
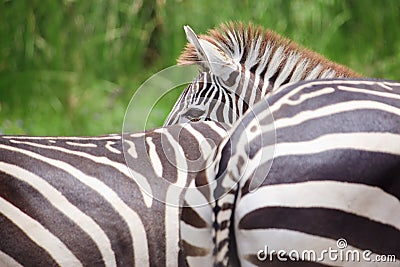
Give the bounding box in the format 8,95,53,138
164,66,262,126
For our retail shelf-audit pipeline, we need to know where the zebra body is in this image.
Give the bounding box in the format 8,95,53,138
182,79,400,266
165,22,360,126
2,21,398,267
0,121,228,266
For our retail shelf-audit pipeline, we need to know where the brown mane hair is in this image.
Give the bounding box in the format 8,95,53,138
178,21,361,78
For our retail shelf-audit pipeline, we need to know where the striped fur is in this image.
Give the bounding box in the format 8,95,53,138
0,121,228,267
165,22,360,126
182,79,400,266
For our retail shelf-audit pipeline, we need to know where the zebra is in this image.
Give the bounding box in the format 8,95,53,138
0,121,228,266
164,22,360,127
181,79,400,266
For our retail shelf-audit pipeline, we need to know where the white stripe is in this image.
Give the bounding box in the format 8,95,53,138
264,46,285,81
248,74,261,107
0,250,23,267
236,228,398,267
205,88,224,120
275,100,400,129
382,81,400,90
124,139,138,158
184,180,213,214
238,69,251,115
272,84,400,115
146,137,163,177
180,221,212,249
0,197,83,267
129,132,145,138
209,122,229,138
0,144,150,267
255,42,273,77
163,130,191,266
243,132,400,196
217,206,234,224
271,79,400,110
271,86,335,111
216,229,230,263
227,29,243,61
220,89,232,124
271,132,400,157
319,68,337,79
270,78,333,109
65,141,97,147
165,84,190,125
186,255,213,267
304,63,323,80
105,141,121,154
247,133,400,185
8,139,153,207
229,90,238,124
244,36,262,69
289,58,310,84
274,52,301,90
0,162,117,266
337,85,400,100
245,132,400,173
237,181,400,230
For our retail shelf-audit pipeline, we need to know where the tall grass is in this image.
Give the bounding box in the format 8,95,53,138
1,0,399,135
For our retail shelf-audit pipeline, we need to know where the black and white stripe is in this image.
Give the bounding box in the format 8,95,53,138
182,79,400,266
0,121,228,266
165,22,360,126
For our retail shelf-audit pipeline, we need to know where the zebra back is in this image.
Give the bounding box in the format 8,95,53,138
181,79,400,266
165,22,361,126
0,121,228,267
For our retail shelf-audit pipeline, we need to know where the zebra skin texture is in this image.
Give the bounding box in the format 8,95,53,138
181,79,400,266
0,121,228,267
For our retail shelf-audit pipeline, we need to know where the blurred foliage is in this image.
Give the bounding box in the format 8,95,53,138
0,0,399,135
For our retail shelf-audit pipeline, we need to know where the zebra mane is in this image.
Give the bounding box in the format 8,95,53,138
178,22,360,79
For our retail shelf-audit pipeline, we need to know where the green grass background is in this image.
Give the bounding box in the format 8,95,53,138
1,0,399,136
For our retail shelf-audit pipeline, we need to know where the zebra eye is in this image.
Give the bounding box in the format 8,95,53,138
190,117,201,122
184,107,205,118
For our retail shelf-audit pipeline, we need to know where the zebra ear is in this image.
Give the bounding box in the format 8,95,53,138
184,25,236,80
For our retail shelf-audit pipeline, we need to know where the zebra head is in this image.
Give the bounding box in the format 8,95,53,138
164,23,260,126
164,22,360,126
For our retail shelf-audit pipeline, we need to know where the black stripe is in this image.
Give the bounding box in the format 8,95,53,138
275,109,400,143
190,121,228,142
268,79,400,107
0,171,106,266
0,214,59,266
147,131,179,185
247,150,400,199
0,149,136,266
239,207,400,257
57,138,124,163
181,206,207,228
269,80,400,114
